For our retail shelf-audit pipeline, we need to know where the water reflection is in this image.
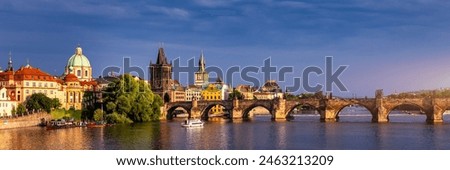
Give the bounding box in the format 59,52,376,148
2,112,450,150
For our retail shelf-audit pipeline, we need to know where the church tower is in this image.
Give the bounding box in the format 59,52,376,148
149,47,173,100
7,51,13,72
194,51,208,86
64,45,92,81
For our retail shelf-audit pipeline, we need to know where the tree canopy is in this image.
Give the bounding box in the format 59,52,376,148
26,93,61,113
103,74,162,123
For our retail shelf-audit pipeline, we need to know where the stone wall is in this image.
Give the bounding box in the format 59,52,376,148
0,113,52,130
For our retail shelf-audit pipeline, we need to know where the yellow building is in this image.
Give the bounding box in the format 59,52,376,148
201,84,223,113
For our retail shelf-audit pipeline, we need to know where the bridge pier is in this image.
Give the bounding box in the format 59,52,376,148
319,110,338,122
373,89,389,123
231,99,243,119
427,105,444,123
190,98,201,118
372,108,389,123
159,105,167,120
273,98,287,120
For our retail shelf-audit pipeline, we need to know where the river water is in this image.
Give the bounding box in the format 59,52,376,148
1,107,450,150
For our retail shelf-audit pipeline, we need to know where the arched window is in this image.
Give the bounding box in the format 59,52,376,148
85,70,88,77
77,70,81,77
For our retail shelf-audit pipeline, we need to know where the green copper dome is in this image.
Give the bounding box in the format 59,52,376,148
66,46,91,69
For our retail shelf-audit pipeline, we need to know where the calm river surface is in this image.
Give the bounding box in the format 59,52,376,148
2,108,450,150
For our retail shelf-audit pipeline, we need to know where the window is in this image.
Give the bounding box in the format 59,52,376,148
77,70,81,77
50,83,53,87
85,70,88,77
26,82,29,86
44,83,47,87
39,83,42,87
32,82,36,87
26,90,29,94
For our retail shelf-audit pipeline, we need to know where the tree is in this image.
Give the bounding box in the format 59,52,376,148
16,104,26,116
228,89,244,100
25,93,55,113
103,74,162,123
11,107,16,117
93,109,104,122
51,98,62,109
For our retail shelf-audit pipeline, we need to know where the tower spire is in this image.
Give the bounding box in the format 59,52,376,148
7,51,13,71
156,47,168,65
198,50,206,72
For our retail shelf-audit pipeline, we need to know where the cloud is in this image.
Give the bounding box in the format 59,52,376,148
193,0,240,7
277,1,313,9
0,0,139,19
62,2,139,19
146,5,190,19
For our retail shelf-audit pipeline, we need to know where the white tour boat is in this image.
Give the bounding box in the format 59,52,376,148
181,119,204,127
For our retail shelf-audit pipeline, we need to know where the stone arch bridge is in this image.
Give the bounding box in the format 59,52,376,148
162,92,450,123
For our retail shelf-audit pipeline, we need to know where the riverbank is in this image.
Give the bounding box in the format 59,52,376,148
0,113,52,130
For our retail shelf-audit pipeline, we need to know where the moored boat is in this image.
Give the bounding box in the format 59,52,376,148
86,121,106,128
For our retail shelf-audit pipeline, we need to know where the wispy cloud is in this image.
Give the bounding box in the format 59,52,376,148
62,2,139,19
193,0,240,7
277,1,313,9
0,0,139,19
146,5,190,19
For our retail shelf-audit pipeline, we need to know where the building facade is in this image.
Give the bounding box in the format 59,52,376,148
0,45,99,112
253,80,284,100
0,87,18,117
236,84,255,100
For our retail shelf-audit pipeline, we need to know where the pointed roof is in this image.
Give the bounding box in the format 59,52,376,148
7,51,13,71
156,47,168,65
198,50,206,72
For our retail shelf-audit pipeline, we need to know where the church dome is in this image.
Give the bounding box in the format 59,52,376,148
66,45,91,70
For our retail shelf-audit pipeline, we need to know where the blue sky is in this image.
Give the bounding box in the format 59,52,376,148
1,0,450,97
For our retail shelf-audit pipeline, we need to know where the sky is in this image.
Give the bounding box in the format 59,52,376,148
1,0,450,97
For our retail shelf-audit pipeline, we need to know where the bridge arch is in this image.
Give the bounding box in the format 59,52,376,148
387,102,427,122
285,102,320,119
166,105,191,120
242,104,273,119
200,103,232,120
335,104,375,122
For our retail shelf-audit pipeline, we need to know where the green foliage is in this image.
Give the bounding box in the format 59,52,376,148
26,93,55,113
388,90,450,99
16,104,26,116
285,93,299,100
11,107,16,117
228,89,244,100
299,93,315,99
103,74,162,123
51,109,82,120
93,109,104,122
105,112,133,124
51,98,62,109
106,102,116,112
